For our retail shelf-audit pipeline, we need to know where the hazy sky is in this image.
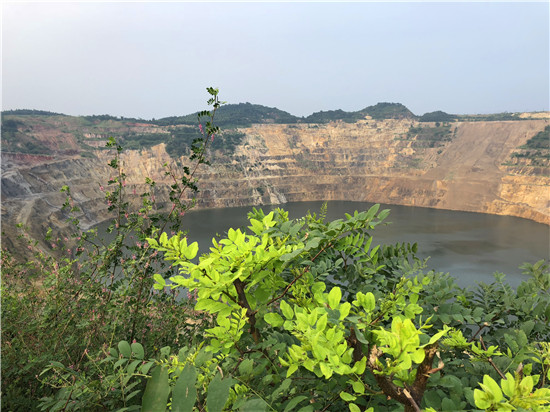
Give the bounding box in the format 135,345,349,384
2,1,549,119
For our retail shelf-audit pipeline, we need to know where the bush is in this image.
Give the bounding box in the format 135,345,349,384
1,88,223,411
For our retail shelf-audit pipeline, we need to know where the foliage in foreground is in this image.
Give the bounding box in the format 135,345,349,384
137,208,550,412
31,208,550,412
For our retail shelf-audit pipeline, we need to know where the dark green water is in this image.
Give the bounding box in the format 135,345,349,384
181,201,549,289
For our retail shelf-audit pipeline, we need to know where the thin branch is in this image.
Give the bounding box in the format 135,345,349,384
479,336,506,380
403,389,421,412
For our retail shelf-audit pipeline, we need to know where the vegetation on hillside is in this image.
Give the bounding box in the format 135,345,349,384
302,103,417,124
2,89,549,412
359,102,416,120
522,125,550,151
155,102,300,128
303,109,362,123
505,126,550,173
457,113,530,122
396,124,455,149
1,118,53,154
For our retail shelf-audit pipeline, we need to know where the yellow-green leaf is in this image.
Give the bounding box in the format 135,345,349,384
328,287,342,309
264,312,284,327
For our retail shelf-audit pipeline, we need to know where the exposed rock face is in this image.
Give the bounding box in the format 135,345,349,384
196,119,549,223
2,117,548,256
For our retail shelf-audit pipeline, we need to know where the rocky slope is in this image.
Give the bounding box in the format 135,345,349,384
2,113,549,256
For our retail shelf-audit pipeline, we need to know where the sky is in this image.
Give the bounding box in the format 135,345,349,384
2,1,549,119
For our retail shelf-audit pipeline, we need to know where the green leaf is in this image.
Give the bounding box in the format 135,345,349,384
480,374,503,404
328,287,342,309
428,326,450,345
172,364,197,412
126,359,141,377
141,366,170,412
153,274,166,290
349,404,361,412
500,373,515,398
140,361,155,375
474,388,491,410
340,391,356,402
284,396,308,412
238,359,254,376
364,292,375,311
206,373,234,412
520,320,535,335
280,300,294,319
239,398,269,411
114,358,128,369
118,341,132,358
264,312,284,327
316,313,328,332
305,238,320,250
184,242,199,260
286,364,299,377
320,362,333,379
131,342,144,360
351,381,365,395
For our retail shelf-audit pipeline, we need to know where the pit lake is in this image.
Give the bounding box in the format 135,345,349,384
179,201,549,289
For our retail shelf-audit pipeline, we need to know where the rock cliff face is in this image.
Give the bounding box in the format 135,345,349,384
2,116,548,255
196,119,549,223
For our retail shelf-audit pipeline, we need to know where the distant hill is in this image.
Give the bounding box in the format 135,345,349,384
418,111,457,122
303,109,362,124
1,109,65,116
358,102,417,120
303,102,417,124
155,102,417,126
155,103,300,128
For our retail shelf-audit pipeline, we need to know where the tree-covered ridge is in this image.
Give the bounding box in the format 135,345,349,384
358,102,417,120
154,102,417,127
154,102,301,128
1,109,64,116
304,103,417,124
303,109,363,124
418,110,457,122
